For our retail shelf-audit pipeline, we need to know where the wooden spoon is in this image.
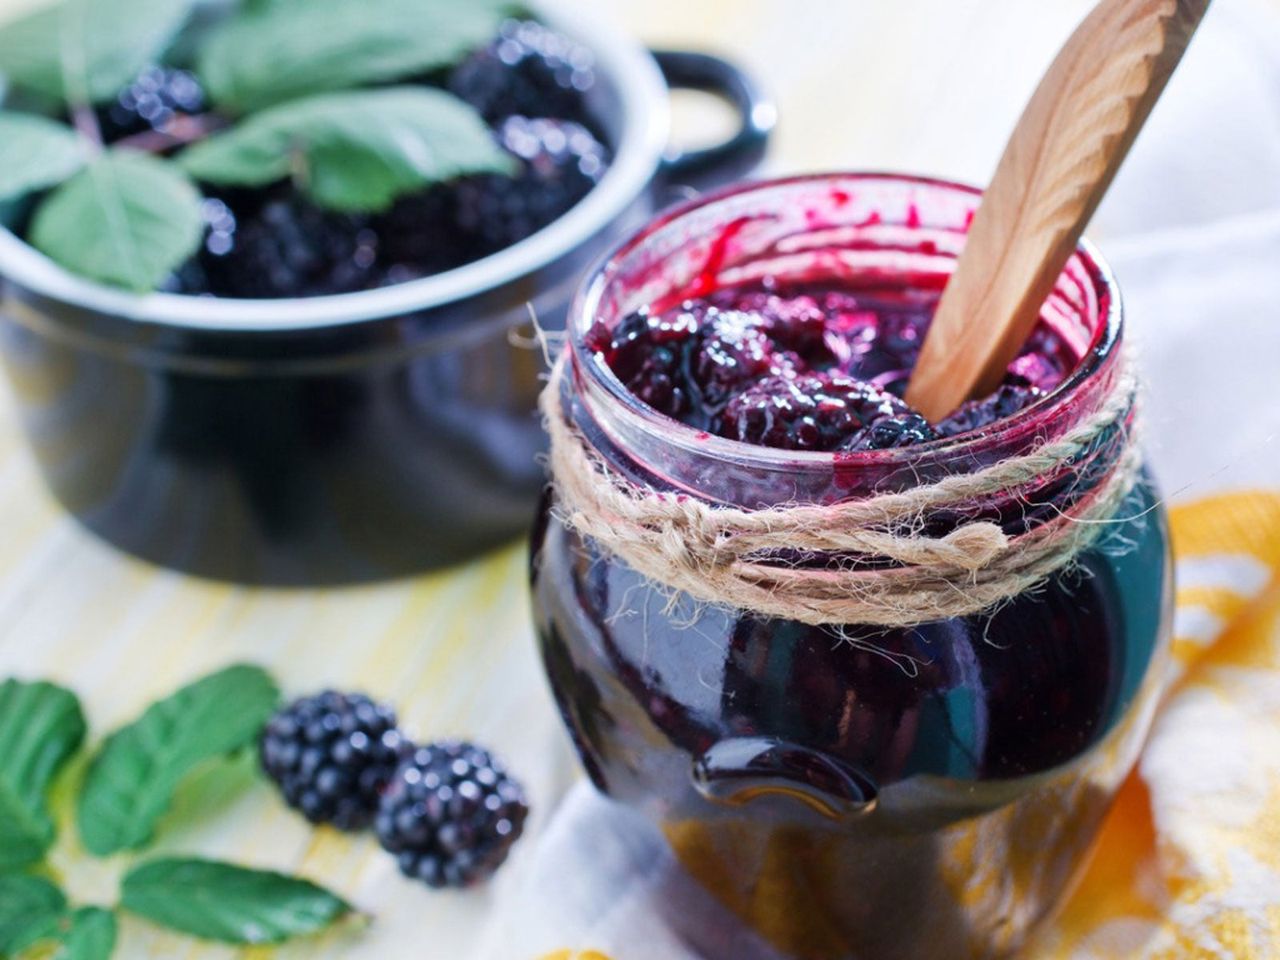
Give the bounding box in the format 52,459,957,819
905,0,1212,421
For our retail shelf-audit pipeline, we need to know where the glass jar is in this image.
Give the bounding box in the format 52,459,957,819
530,174,1171,960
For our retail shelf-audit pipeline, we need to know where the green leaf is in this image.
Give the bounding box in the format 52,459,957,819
197,0,516,113
0,875,66,953
0,113,87,204
76,665,279,857
0,680,87,868
180,87,514,212
0,0,196,104
121,859,351,945
56,909,116,960
28,150,205,293
16,908,118,960
0,783,54,869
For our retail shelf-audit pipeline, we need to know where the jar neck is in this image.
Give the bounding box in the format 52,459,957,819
564,173,1124,511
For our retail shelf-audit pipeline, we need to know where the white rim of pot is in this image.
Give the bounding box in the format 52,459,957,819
0,1,670,332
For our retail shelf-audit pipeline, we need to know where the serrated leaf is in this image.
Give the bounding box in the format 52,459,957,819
180,87,514,212
197,0,516,113
0,680,86,868
28,150,204,293
76,665,279,857
121,859,351,944
0,113,87,204
0,875,67,953
16,908,117,960
0,0,196,104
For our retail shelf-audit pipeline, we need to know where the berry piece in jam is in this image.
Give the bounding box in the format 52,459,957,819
716,374,906,452
846,413,939,451
718,291,838,369
593,309,701,419
688,309,786,411
937,382,1044,438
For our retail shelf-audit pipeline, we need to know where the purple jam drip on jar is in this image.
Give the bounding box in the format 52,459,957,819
587,280,1075,452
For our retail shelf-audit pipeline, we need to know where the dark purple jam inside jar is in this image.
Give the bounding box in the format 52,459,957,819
586,279,1075,452
530,174,1172,960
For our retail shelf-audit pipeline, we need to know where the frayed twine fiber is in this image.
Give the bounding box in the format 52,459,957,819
541,353,1142,628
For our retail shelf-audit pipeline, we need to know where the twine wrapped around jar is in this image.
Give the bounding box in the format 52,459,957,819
540,352,1143,628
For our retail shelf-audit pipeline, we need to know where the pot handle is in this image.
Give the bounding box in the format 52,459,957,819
653,50,776,190
693,737,879,822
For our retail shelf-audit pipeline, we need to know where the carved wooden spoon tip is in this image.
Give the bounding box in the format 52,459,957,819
905,0,1211,422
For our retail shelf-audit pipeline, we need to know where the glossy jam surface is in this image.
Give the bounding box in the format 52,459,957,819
587,280,1076,453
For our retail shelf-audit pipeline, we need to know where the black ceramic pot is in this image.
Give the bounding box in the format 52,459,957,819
0,8,773,585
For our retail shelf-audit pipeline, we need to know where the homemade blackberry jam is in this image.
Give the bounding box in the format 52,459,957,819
586,279,1074,453
531,175,1171,960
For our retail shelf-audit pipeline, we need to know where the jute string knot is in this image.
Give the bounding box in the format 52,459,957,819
541,353,1142,628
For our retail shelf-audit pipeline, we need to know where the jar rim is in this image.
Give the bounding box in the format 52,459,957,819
567,171,1122,474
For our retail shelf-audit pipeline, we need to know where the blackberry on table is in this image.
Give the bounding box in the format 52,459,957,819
449,19,597,126
174,188,381,298
260,691,405,831
456,116,608,254
375,741,529,889
97,65,205,142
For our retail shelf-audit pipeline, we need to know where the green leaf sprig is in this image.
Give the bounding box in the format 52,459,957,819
77,664,280,855
197,0,518,113
0,667,355,959
29,151,205,292
180,87,516,213
0,680,86,869
0,0,519,291
121,859,351,944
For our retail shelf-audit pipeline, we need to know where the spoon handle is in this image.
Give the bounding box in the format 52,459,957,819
906,0,1211,421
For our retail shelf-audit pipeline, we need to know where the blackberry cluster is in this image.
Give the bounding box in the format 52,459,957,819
375,742,529,889
172,189,381,298
456,115,608,254
371,186,472,281
97,65,205,142
259,691,404,830
164,18,610,297
449,19,598,127
260,692,528,889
